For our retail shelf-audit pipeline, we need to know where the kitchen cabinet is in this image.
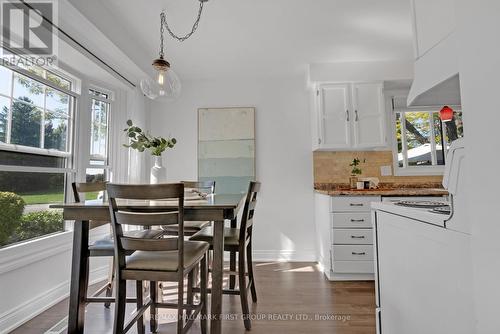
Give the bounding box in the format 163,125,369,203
315,195,381,281
315,82,386,150
315,194,447,281
373,210,473,334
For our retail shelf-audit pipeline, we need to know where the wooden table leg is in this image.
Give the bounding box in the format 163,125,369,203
210,220,225,334
67,220,89,334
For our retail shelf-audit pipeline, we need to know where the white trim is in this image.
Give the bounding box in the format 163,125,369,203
0,231,72,275
0,141,71,157
0,165,75,173
394,165,445,176
0,265,108,334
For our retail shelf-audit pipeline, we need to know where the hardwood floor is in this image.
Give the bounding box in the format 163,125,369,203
11,262,376,334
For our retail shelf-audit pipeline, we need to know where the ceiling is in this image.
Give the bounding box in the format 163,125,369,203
68,0,414,81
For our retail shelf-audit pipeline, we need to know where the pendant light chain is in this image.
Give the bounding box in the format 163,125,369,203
161,1,205,43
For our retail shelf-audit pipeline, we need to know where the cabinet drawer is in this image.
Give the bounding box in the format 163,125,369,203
333,245,374,261
333,260,374,274
331,196,381,212
332,212,372,228
333,229,373,244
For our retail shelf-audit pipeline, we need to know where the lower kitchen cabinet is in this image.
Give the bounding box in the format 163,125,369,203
315,193,381,281
315,193,447,281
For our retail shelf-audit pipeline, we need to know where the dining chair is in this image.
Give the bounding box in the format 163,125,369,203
107,183,209,334
162,180,216,237
190,181,260,330
71,182,164,308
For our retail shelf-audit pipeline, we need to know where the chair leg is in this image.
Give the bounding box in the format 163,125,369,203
238,249,251,330
187,270,194,319
136,281,145,334
104,257,115,308
229,251,237,289
150,281,158,333
200,255,208,334
177,276,184,334
246,241,258,303
113,278,127,334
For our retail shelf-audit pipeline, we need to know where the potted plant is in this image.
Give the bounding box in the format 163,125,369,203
123,120,177,183
349,158,365,189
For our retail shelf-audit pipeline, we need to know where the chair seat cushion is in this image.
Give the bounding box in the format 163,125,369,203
125,241,209,271
88,229,164,252
189,227,240,247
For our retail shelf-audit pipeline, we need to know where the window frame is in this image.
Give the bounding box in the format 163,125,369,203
87,85,113,179
390,96,461,176
0,51,80,248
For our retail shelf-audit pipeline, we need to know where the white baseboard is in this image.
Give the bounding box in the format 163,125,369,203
0,265,109,334
250,250,317,262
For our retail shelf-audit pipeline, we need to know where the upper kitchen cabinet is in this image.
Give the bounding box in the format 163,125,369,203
411,0,456,59
314,82,386,150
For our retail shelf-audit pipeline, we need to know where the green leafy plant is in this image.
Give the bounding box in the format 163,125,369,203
11,211,63,243
350,158,365,176
123,120,177,156
0,192,25,246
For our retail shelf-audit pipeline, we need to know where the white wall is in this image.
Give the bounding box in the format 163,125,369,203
149,76,316,261
456,1,500,332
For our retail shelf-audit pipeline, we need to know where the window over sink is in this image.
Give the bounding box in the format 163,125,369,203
392,96,464,175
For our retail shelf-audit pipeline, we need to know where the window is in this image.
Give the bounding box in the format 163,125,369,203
87,88,112,196
0,57,76,248
393,97,464,174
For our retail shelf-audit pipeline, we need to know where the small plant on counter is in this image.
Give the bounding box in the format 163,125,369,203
349,157,366,189
350,157,365,176
123,120,177,156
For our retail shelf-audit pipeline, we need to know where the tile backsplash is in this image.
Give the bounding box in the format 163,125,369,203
313,150,443,186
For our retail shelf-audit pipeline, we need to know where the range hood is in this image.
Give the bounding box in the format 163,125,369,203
407,32,461,107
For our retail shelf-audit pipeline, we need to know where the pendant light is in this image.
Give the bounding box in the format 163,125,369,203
440,106,454,122
140,0,209,100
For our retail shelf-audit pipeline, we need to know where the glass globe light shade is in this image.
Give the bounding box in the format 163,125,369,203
140,67,181,101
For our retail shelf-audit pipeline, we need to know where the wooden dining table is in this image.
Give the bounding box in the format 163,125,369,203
51,193,245,334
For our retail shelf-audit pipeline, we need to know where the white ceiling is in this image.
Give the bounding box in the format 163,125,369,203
69,0,414,81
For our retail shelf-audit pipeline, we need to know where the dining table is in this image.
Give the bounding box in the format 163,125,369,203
51,193,246,334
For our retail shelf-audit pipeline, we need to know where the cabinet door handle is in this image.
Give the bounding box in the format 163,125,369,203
352,252,366,256
355,110,359,121
351,235,365,239
350,219,365,222
349,203,364,207
346,109,350,122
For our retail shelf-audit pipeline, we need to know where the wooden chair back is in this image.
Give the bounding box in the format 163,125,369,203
239,181,261,246
107,183,185,271
72,181,107,203
181,180,216,195
72,182,108,229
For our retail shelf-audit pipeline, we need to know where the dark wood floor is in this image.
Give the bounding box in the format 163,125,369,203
11,262,376,334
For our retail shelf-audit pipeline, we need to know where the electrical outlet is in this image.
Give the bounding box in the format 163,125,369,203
380,165,392,176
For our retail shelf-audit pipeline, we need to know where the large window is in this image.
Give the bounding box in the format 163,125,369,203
393,97,464,173
86,88,111,196
0,60,75,248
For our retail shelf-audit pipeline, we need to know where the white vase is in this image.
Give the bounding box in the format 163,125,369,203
150,155,167,184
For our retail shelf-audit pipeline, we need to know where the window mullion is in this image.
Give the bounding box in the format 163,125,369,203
401,112,409,168
429,112,437,165
40,87,46,149
6,73,14,144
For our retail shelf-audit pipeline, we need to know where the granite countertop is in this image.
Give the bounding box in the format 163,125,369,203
314,183,448,197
